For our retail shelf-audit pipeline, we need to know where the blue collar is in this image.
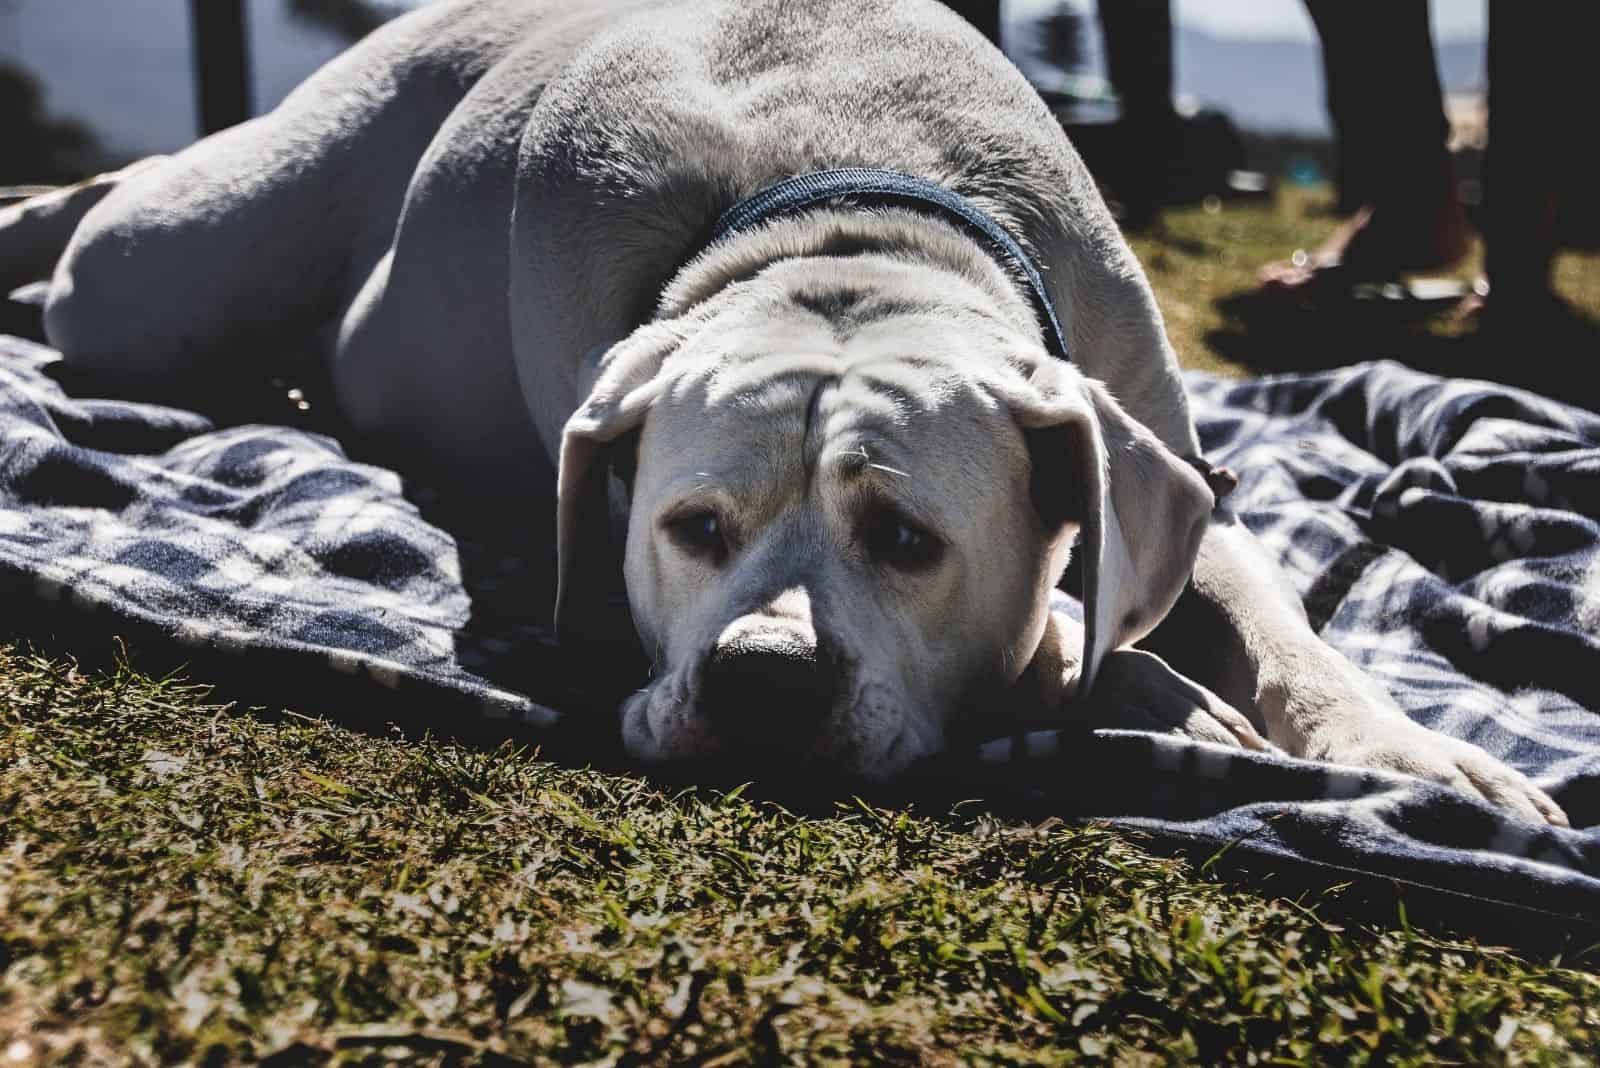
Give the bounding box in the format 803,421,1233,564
703,169,1237,498
704,168,1073,364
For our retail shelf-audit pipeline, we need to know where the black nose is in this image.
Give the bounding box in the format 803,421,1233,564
699,634,836,748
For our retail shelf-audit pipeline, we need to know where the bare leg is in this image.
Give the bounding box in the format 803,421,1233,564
1465,0,1599,329
1258,0,1469,292
1096,0,1176,229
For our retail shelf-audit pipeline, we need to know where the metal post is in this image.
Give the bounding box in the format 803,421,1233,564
189,0,254,136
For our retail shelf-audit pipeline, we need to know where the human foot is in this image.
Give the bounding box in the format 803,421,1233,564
1259,191,1472,298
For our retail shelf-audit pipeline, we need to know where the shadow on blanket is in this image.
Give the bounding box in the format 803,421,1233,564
1207,286,1600,413
3,331,1598,956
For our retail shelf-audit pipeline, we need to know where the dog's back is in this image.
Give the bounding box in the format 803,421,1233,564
17,0,1187,484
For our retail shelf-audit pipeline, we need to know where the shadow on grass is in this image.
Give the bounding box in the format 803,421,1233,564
1206,288,1600,408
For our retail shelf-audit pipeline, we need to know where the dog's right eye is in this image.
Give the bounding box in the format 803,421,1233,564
665,509,728,563
862,507,943,573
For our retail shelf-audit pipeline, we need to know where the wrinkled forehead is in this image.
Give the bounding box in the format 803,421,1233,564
639,317,1029,509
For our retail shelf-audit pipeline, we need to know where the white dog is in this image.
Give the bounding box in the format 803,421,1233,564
0,0,1565,822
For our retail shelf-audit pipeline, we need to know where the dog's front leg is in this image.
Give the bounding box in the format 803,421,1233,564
1022,610,1265,750
1153,511,1569,826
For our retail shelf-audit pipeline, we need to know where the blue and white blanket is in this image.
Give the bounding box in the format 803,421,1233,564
2,333,1597,937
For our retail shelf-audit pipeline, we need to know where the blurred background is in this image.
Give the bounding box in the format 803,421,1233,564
1,0,1595,393
0,0,1487,185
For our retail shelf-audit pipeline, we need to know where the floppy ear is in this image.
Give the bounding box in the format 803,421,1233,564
1011,360,1214,699
555,321,684,639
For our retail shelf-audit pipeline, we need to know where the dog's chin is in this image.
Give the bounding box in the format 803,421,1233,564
618,684,724,766
618,678,942,785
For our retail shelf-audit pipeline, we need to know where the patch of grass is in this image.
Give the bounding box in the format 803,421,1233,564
2,645,1598,1064
1127,185,1600,380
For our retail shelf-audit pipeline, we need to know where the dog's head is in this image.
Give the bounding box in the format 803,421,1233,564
555,256,1212,778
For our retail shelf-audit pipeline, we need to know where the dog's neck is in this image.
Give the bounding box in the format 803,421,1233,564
655,207,1045,342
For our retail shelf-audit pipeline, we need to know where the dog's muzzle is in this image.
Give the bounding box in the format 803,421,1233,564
698,627,837,750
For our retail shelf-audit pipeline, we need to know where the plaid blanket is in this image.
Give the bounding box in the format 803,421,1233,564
3,333,1597,939
981,362,1600,941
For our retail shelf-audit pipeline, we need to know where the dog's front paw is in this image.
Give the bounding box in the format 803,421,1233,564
1308,720,1569,827
1086,649,1270,751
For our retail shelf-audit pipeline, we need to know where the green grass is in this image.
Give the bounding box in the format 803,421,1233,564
4,189,1600,1065
4,647,1599,1065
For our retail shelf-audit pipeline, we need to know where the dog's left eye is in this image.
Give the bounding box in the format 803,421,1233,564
864,509,943,572
665,509,728,563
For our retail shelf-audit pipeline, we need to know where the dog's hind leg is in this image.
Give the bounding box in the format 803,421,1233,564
329,37,564,496
38,2,530,382
43,105,446,381
0,159,167,294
